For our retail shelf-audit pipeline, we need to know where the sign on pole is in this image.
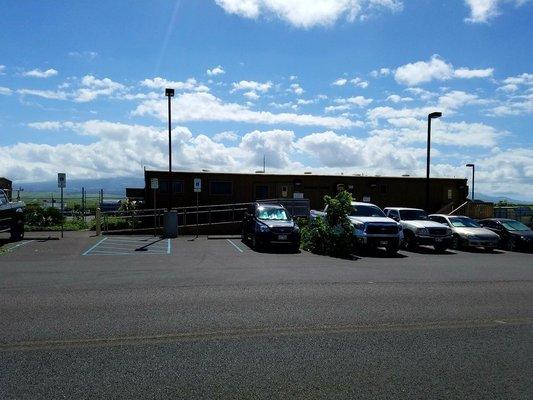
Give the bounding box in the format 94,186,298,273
57,173,66,188
150,178,159,190
194,178,202,193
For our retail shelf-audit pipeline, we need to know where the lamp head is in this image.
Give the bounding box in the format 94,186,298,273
466,163,474,167
165,88,175,97
428,112,442,119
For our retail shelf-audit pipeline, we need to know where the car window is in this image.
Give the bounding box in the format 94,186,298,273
501,220,530,231
449,217,480,228
0,190,7,205
399,209,428,220
256,206,289,220
349,205,386,217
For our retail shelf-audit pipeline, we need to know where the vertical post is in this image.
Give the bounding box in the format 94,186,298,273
426,115,431,211
95,208,101,236
81,187,85,222
196,191,199,238
153,188,157,237
60,187,64,238
472,165,475,202
165,89,174,211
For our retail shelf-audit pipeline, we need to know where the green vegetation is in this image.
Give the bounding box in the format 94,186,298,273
300,190,354,258
24,204,89,231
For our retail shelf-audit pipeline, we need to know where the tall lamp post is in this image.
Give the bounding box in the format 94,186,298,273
426,111,442,210
165,88,174,211
466,163,475,201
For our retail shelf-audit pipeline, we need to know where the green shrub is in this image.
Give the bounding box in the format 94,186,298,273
25,204,65,227
300,190,354,258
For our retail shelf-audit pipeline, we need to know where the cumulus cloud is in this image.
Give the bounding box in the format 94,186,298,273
22,68,59,78
140,77,209,92
332,78,348,86
17,89,69,100
132,91,357,128
0,87,12,96
334,95,373,107
289,83,305,96
464,0,529,23
394,55,494,86
207,65,225,76
214,0,403,28
231,80,272,93
213,131,239,142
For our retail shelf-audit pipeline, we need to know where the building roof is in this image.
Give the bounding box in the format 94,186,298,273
145,170,466,181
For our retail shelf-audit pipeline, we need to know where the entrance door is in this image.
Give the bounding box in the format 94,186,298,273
254,184,269,200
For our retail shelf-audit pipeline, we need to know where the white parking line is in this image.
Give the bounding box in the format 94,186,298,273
3,240,35,252
82,237,108,256
226,239,244,253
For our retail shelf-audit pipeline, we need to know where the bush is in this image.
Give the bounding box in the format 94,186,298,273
25,204,65,227
300,190,354,258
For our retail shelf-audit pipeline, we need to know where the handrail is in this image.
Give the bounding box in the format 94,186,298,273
449,201,469,215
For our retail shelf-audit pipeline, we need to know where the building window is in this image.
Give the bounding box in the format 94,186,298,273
158,180,184,194
379,184,388,194
210,181,232,195
255,185,269,200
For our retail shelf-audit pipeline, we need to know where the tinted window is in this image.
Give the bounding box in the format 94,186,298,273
350,205,385,217
400,209,428,220
210,181,232,195
0,190,7,205
158,180,184,194
449,217,480,228
501,220,530,231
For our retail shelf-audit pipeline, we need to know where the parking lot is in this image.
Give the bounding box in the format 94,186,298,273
1,232,532,399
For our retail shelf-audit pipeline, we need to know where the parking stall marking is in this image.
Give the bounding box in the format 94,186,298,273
82,236,171,256
226,239,244,253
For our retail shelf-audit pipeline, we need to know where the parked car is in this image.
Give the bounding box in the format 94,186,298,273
428,214,500,251
0,189,25,241
311,202,403,254
384,207,452,252
242,202,300,251
478,218,533,252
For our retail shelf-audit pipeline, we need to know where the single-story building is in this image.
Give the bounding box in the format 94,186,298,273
141,170,468,213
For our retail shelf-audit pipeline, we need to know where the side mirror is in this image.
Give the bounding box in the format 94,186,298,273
391,215,399,222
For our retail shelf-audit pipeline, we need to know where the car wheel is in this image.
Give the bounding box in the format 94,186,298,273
484,247,495,252
386,243,399,255
291,242,300,253
10,224,24,242
252,235,261,251
452,234,461,250
506,238,516,252
434,243,448,253
402,232,415,249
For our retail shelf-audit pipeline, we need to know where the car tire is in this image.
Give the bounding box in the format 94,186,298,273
452,234,461,250
252,235,261,251
434,243,448,253
402,231,415,249
290,242,300,253
385,243,399,255
484,247,495,252
506,238,516,252
10,225,24,242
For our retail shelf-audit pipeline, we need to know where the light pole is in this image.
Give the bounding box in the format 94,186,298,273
466,163,475,201
165,88,174,211
426,111,442,210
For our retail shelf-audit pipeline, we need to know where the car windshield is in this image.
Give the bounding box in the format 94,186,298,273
449,217,480,228
256,207,289,221
349,205,386,217
501,220,530,231
399,209,428,220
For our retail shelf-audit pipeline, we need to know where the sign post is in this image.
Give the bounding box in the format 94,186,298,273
194,178,201,238
151,178,159,236
57,173,66,238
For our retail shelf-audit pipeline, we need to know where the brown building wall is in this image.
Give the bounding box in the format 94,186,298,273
143,170,468,213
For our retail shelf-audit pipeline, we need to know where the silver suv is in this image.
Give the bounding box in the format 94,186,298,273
384,207,452,252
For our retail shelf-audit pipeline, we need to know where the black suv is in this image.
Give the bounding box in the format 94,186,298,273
242,202,300,251
479,218,533,252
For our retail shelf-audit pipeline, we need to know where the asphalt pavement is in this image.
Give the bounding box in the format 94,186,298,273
0,232,532,399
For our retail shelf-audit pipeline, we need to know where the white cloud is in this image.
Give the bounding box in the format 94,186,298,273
231,80,272,93
386,94,412,103
68,51,98,60
74,75,125,102
214,0,403,28
454,67,494,79
133,92,357,128
140,77,209,92
0,65,5,75
28,121,65,130
350,77,369,88
502,73,533,86
17,89,69,100
464,0,529,23
207,65,225,76
289,83,305,95
243,90,260,100
213,131,239,142
332,78,348,86
22,68,58,78
370,68,391,78
334,95,373,107
0,87,12,96
394,55,495,86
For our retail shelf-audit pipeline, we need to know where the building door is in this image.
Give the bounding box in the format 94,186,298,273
254,184,269,200
277,183,292,198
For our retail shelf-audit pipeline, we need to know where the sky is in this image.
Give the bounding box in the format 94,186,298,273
0,0,532,199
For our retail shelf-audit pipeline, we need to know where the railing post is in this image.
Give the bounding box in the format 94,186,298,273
95,208,101,236
184,207,187,227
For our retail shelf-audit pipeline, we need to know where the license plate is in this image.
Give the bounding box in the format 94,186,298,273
278,235,287,241
435,238,443,242
379,240,388,246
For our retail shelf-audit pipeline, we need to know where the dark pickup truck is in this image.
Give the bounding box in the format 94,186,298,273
0,189,25,241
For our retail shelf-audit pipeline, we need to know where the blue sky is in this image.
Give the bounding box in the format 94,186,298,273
0,0,532,199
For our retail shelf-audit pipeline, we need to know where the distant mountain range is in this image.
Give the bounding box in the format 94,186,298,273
474,193,532,205
14,177,145,196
